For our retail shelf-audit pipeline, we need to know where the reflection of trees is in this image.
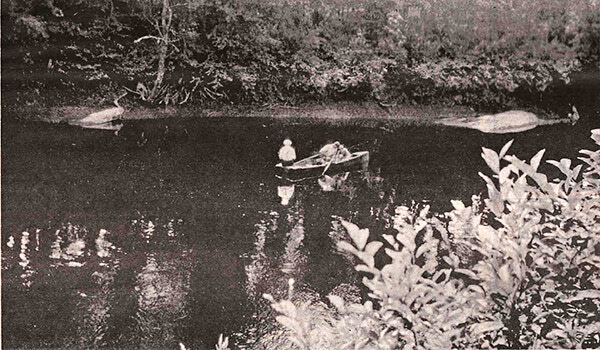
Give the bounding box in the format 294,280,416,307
134,250,192,348
3,218,194,349
2,227,93,348
102,256,142,349
304,170,396,296
245,197,307,301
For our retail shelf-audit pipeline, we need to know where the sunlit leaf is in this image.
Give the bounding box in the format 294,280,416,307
481,147,500,173
499,139,514,158
547,159,562,171
572,164,582,180
275,315,302,334
560,158,572,172
364,241,383,257
498,264,512,284
327,294,345,312
356,264,377,275
341,220,369,250
451,200,465,211
563,289,600,302
471,321,504,335
530,149,545,171
382,234,397,249
337,241,358,255
546,328,568,339
385,248,404,261
396,232,416,253
455,268,478,279
499,166,511,185
591,129,600,144
442,254,459,268
277,300,298,318
415,240,437,259
357,251,375,268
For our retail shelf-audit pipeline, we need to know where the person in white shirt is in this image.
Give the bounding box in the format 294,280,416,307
319,141,350,163
279,139,297,166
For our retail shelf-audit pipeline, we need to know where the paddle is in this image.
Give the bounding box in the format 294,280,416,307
322,148,340,176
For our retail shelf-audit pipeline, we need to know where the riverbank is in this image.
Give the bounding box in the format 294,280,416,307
4,66,597,127
3,101,476,124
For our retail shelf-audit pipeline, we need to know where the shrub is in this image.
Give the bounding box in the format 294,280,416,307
2,0,599,107
265,129,600,349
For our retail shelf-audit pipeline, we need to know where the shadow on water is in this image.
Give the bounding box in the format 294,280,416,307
1,99,598,348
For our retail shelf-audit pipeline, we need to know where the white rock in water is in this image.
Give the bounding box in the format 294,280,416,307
79,106,124,125
438,109,578,134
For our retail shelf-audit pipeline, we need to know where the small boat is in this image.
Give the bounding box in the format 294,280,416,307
276,151,369,179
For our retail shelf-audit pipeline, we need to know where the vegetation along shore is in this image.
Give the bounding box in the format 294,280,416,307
2,0,599,121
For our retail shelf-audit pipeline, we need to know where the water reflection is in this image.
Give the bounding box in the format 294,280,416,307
48,223,88,267
96,229,114,260
246,194,307,300
18,231,34,287
277,184,295,205
1,217,196,349
318,172,349,192
135,250,191,348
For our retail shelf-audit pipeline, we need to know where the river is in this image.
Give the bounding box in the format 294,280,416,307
2,98,598,348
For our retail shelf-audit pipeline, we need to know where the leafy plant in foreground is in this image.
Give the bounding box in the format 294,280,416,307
265,129,600,349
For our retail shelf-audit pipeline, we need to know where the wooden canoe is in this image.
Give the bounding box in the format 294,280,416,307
276,151,369,179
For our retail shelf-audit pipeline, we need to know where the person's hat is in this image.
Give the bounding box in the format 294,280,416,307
283,139,292,146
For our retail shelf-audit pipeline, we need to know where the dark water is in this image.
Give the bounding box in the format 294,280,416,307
2,102,599,349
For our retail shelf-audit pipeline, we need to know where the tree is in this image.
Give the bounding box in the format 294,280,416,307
133,0,174,103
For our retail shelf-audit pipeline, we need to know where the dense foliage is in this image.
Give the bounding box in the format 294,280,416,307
2,0,600,108
264,129,600,349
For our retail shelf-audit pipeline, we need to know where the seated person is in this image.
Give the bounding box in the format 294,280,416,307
318,141,351,163
278,139,297,166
